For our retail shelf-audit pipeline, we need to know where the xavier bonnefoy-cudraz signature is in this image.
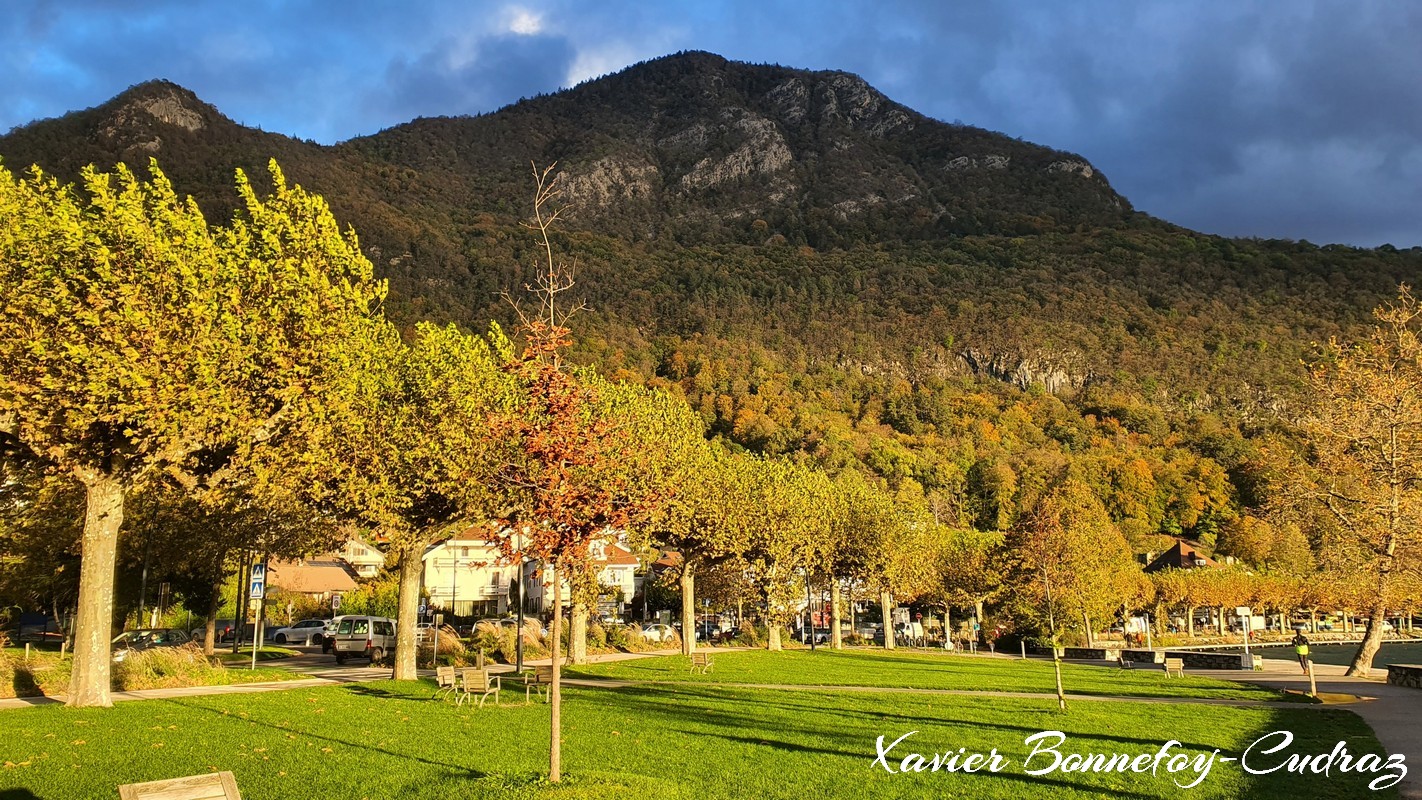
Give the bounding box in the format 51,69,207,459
872,730,1407,791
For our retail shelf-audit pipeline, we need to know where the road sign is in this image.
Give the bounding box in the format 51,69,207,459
331,594,342,611
418,603,427,616
249,563,265,599
1235,606,1252,617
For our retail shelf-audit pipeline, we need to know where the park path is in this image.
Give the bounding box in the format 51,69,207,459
1212,658,1422,800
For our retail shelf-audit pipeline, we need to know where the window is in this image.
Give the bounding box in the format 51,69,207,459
461,547,469,559
352,619,369,635
338,619,354,635
375,621,393,636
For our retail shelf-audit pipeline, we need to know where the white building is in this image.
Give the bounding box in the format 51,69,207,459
334,535,386,578
525,539,640,617
421,535,523,618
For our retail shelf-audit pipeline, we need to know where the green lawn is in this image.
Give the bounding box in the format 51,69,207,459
0,677,1393,799
566,649,1286,701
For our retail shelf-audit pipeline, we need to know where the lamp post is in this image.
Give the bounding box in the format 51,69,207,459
515,529,525,673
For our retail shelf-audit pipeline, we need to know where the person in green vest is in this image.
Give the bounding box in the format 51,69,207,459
1292,629,1311,674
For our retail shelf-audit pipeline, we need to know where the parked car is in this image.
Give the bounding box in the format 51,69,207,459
331,615,396,665
321,616,350,653
641,623,676,643
112,629,190,662
269,619,330,646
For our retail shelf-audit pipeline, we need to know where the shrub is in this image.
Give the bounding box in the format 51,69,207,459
588,621,608,649
733,619,763,648
606,623,648,652
114,644,227,690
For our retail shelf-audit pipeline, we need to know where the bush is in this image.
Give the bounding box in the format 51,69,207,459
733,619,763,648
606,623,648,652
114,644,237,690
588,621,608,650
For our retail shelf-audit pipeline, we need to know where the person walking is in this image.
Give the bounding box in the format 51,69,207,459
1292,629,1311,674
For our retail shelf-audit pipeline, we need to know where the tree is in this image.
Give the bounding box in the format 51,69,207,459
1292,287,1422,675
286,319,507,680
1004,477,1147,647
742,458,832,651
485,164,656,783
0,160,381,706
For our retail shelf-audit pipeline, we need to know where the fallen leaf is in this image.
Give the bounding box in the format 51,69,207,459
70,740,85,746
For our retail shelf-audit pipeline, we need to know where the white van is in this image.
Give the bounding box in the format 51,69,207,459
332,615,396,664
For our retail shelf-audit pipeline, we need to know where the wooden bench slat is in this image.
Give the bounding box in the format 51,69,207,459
118,771,240,800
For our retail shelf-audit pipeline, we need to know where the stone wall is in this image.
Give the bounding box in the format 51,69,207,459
1165,651,1260,670
1386,664,1422,689
1122,649,1165,664
1061,647,1120,661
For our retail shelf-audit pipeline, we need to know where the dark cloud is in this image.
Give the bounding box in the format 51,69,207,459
1,0,1416,245
366,33,577,124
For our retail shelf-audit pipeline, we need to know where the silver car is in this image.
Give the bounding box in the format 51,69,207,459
269,618,330,646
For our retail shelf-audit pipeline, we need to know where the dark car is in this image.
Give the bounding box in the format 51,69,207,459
111,628,190,662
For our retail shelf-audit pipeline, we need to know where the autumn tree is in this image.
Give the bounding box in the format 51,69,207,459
0,160,381,706
1291,287,1422,675
1004,477,1147,646
485,164,656,783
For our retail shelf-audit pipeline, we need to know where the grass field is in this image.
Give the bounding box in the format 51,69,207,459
565,649,1287,701
0,651,1398,799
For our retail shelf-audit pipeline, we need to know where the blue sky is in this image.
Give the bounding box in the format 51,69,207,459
4,1,1419,247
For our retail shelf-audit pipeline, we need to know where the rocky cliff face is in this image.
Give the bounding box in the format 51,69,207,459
336,50,1131,242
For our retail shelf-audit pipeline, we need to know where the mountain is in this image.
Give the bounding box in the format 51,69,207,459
4,52,1421,547
341,51,1132,244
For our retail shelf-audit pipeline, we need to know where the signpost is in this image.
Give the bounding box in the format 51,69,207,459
1236,605,1253,664
249,564,266,601
250,561,268,671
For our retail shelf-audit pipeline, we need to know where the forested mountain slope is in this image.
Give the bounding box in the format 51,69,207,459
4,51,1419,553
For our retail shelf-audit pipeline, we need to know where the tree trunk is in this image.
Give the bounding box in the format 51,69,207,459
881,590,895,650
392,540,423,680
549,562,562,783
1309,609,1317,633
1217,606,1226,635
1347,565,1394,677
680,565,695,656
1081,611,1093,646
204,586,220,656
830,580,843,650
1186,606,1195,637
68,475,125,708
766,622,782,651
570,602,588,665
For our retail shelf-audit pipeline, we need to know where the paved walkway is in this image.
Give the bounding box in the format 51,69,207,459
1213,658,1422,800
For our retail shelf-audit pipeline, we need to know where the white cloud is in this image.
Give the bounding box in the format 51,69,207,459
506,7,543,35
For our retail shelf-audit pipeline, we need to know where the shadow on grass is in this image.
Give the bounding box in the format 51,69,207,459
0,790,41,800
586,682,1231,754
161,688,487,779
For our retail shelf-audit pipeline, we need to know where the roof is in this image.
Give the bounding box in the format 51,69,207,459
268,560,359,594
595,542,639,568
1144,540,1222,574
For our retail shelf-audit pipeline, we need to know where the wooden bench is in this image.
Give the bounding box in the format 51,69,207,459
689,651,713,674
454,667,501,708
119,771,241,799
433,665,457,701
1164,657,1185,678
519,664,554,703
